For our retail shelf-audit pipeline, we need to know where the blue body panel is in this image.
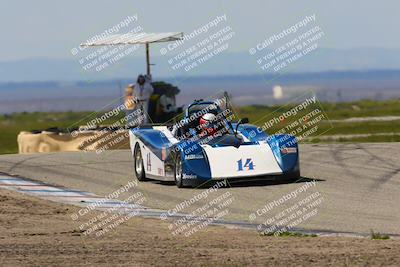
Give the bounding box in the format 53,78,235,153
132,129,170,159
179,140,212,181
266,134,299,173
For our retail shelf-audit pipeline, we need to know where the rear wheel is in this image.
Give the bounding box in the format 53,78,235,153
134,143,147,181
174,153,184,188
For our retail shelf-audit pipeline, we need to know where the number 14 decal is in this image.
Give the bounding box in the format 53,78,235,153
237,158,255,171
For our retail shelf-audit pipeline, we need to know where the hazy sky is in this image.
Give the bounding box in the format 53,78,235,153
0,0,399,61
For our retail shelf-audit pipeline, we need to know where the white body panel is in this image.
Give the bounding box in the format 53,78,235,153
152,126,179,144
129,131,165,177
202,142,282,178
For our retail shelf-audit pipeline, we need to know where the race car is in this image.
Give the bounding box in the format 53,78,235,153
129,100,300,188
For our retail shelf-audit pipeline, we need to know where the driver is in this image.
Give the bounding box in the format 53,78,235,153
198,113,221,137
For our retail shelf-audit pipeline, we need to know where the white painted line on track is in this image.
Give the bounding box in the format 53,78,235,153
0,173,397,239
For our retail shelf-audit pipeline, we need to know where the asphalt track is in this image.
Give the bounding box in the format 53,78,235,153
0,143,399,235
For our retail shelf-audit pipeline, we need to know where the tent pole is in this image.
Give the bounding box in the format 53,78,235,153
145,43,150,76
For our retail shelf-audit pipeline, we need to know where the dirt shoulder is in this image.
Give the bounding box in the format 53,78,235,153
0,188,399,267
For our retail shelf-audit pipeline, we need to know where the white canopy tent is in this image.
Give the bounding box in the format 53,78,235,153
80,32,183,76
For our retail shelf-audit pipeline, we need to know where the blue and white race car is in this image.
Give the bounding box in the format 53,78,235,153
129,100,300,188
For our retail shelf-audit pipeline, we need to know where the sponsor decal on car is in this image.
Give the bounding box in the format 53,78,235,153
184,154,204,160
182,174,198,179
280,147,297,154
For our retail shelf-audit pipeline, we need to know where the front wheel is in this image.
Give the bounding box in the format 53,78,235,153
282,170,301,182
174,153,184,188
134,143,147,181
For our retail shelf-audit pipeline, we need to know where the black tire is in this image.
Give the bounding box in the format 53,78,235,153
134,143,147,181
174,153,184,188
283,170,301,182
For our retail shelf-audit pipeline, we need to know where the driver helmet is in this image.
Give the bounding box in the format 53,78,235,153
199,113,217,135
